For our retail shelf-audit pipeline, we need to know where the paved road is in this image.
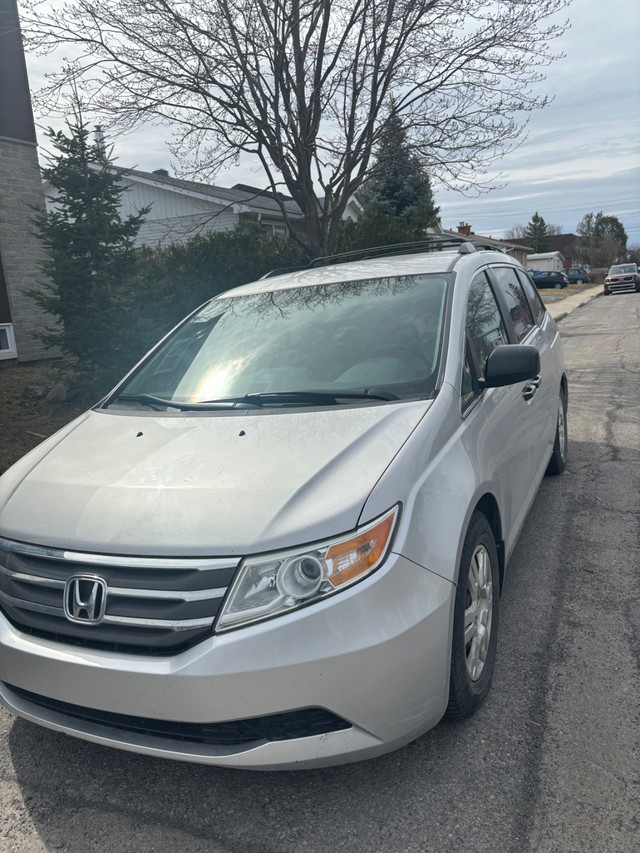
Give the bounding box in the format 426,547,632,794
1,293,639,853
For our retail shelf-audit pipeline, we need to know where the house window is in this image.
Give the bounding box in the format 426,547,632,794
262,222,288,237
0,324,16,359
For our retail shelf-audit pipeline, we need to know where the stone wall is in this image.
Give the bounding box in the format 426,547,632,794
0,134,57,362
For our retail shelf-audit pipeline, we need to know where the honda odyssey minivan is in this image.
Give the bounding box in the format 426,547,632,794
0,238,567,769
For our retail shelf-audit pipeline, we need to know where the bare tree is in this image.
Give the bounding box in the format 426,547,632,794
503,224,529,242
577,212,628,267
23,0,569,256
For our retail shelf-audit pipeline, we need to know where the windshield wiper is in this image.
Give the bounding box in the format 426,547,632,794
105,393,261,411
200,389,399,406
105,389,398,411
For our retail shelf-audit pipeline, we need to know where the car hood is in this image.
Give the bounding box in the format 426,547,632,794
0,402,430,556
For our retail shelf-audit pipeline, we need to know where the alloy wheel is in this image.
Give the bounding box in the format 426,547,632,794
464,545,493,681
557,395,567,463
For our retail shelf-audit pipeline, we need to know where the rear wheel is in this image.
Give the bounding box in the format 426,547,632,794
546,387,568,475
446,512,500,720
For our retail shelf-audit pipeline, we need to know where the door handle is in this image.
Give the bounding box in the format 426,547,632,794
522,375,541,401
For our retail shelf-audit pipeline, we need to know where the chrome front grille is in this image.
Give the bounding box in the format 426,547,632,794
0,537,239,655
609,278,636,293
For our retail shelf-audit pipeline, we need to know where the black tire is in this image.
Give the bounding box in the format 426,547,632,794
554,282,562,289
576,278,584,284
445,512,500,720
546,386,568,475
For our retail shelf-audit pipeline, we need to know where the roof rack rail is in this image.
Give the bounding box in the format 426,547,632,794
260,265,308,279
261,236,504,279
307,237,475,268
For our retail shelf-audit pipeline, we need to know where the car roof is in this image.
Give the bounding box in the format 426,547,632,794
215,240,520,300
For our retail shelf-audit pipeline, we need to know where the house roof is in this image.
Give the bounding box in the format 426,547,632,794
440,229,532,253
527,251,566,261
125,168,306,218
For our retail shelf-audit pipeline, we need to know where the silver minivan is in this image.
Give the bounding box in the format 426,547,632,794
0,239,567,769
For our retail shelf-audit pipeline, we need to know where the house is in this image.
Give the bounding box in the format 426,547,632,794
0,0,55,362
44,165,363,249
526,251,565,272
507,233,581,269
548,234,580,267
439,223,532,266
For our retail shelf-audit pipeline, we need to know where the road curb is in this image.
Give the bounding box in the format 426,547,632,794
548,286,602,323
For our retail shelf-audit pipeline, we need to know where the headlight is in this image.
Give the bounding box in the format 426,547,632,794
216,505,399,632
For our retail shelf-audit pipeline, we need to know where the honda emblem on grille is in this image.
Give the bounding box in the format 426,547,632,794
64,575,108,624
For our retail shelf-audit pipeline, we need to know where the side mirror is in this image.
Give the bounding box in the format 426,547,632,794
481,345,540,388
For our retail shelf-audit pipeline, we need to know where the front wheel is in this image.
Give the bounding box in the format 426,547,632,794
445,512,500,720
546,387,568,475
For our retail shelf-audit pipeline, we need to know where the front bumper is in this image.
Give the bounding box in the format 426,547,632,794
605,278,639,294
0,553,453,769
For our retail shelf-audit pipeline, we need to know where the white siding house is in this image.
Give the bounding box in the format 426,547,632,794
45,167,362,248
527,251,565,271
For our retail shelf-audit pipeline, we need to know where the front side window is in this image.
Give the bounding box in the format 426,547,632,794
460,347,476,411
492,267,534,342
517,270,546,325
466,272,509,381
111,274,450,407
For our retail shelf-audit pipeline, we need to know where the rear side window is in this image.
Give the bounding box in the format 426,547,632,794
466,272,509,381
517,270,546,325
492,267,534,342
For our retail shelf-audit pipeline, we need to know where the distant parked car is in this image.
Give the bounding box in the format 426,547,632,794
603,263,640,295
564,267,591,284
531,271,569,289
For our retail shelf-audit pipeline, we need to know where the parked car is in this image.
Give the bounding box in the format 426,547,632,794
0,239,568,770
564,267,591,284
531,270,569,289
603,263,640,295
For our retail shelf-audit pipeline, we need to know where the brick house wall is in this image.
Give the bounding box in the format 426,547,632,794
0,135,55,361
0,0,57,362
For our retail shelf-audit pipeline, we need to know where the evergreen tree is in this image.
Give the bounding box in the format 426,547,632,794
358,113,440,229
30,115,149,373
524,212,550,253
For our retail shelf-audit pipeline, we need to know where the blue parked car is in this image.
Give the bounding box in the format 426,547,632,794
531,270,569,289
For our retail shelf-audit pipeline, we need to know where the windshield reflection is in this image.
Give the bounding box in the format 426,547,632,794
115,274,449,406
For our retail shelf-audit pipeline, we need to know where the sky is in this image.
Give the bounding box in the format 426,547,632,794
433,0,640,242
21,0,640,244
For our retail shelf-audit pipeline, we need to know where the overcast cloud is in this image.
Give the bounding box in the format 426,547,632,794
23,0,640,243
434,0,640,241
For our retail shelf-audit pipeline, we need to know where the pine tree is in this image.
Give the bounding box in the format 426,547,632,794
524,212,550,253
359,113,440,228
30,114,149,373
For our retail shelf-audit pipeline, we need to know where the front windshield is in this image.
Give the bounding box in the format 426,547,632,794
113,274,449,405
609,265,636,275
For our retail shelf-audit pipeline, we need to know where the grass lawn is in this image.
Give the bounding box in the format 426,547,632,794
539,281,598,304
